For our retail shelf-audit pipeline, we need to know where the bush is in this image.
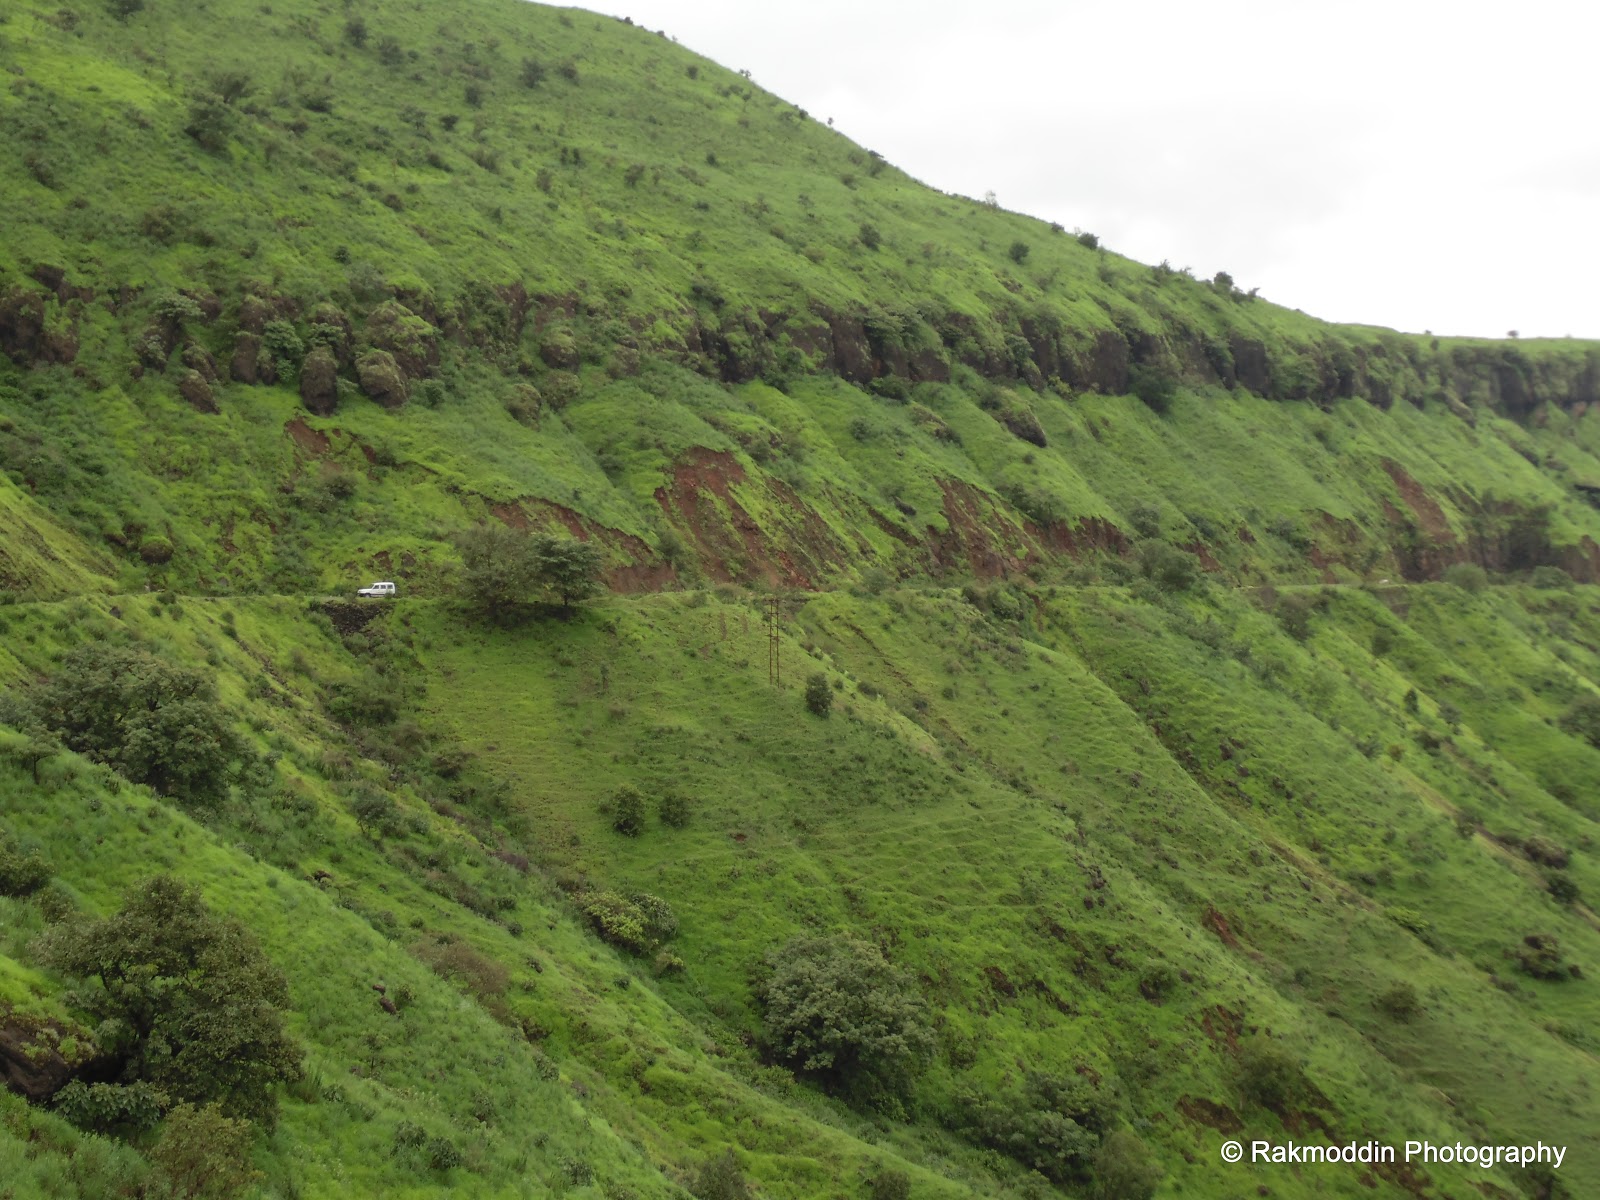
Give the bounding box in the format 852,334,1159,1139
805,672,833,717
1374,981,1421,1020
1093,1130,1162,1200
611,784,646,835
1008,241,1031,264
1531,565,1572,590
1558,695,1600,748
39,876,302,1122
1128,366,1176,414
759,935,932,1102
578,890,677,955
1514,934,1576,980
690,1149,752,1200
658,791,691,828
1548,874,1581,904
961,1069,1118,1184
343,15,367,46
1237,1034,1306,1112
1127,504,1161,539
520,58,546,88
53,1080,166,1135
138,535,175,565
1442,562,1489,592
866,1168,912,1200
1076,231,1100,249
859,223,881,251
1134,542,1197,592
23,643,249,807
0,829,51,897
151,1103,260,1199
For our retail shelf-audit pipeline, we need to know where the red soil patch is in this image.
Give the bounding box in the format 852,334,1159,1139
284,417,330,456
1181,540,1222,571
1176,1095,1242,1134
1381,459,1454,544
1199,1004,1244,1056
1202,907,1240,949
653,447,812,589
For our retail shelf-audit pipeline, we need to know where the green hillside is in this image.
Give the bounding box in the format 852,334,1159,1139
2,2,1600,1199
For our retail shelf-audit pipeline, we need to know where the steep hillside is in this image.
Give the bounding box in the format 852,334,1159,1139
2,2,1600,1200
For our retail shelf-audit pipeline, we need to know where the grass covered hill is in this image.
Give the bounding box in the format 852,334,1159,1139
2,2,1600,1199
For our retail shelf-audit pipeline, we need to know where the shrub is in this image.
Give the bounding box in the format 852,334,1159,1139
1093,1130,1162,1200
1514,933,1573,980
343,15,368,46
1008,241,1031,264
1374,981,1421,1020
805,672,833,717
961,1069,1118,1184
866,1168,912,1200
151,1103,260,1199
578,890,677,955
38,876,302,1122
611,785,646,835
520,58,546,88
1127,366,1175,414
1128,504,1161,539
377,37,405,67
690,1149,752,1200
1549,874,1581,904
1531,565,1572,589
1134,542,1197,592
859,223,881,251
1558,695,1600,748
139,535,175,565
1370,626,1395,657
54,1080,166,1135
23,643,249,807
0,830,51,897
184,95,234,153
658,791,691,828
1237,1034,1306,1112
759,935,933,1102
1076,231,1100,249
1443,562,1488,592
411,935,510,1000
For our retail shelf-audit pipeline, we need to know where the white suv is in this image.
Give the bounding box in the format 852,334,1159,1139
356,581,397,598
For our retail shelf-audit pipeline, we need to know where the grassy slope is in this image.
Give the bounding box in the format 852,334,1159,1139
2,1,1600,1198
6,578,1600,1198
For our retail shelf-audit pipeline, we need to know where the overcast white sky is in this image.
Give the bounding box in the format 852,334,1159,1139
586,1,1599,340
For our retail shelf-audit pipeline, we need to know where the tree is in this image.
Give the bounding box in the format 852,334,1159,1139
38,876,302,1123
760,935,933,1102
804,672,833,717
531,533,604,610
25,644,248,807
1008,241,1030,264
610,784,646,836
457,523,539,623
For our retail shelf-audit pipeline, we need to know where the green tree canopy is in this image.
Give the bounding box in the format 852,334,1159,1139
39,876,302,1123
24,643,248,807
759,935,932,1103
457,525,605,620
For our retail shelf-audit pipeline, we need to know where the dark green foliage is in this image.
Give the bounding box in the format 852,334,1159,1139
611,784,645,835
343,16,368,47
1514,933,1573,980
150,1102,260,1199
1128,366,1175,414
1375,981,1421,1020
1092,1130,1162,1200
1443,562,1488,593
658,791,691,828
1557,695,1600,748
520,58,546,88
351,789,401,839
376,37,405,67
859,223,881,251
38,876,303,1122
1548,874,1580,905
577,889,677,955
457,523,534,623
1237,1034,1306,1112
260,320,305,377
1370,626,1395,657
53,1080,166,1135
804,672,833,717
1127,504,1162,539
1134,542,1197,592
866,1167,912,1200
0,828,51,897
106,0,144,19
533,533,604,609
1275,594,1315,641
1007,241,1030,265
184,94,235,154
1523,837,1569,869
690,1149,752,1200
1076,231,1100,249
759,935,932,1101
961,1070,1118,1184
23,643,249,807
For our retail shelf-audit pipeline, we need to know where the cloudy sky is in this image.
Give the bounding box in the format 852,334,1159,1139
588,1,1598,340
